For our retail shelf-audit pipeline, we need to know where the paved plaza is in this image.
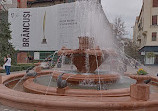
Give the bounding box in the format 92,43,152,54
0,103,27,111
144,66,158,76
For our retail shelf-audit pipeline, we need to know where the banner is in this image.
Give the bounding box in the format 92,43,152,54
8,1,113,51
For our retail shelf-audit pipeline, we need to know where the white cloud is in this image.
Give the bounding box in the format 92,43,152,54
101,0,143,38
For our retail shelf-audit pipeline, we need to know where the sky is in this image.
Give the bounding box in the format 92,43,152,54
101,0,143,38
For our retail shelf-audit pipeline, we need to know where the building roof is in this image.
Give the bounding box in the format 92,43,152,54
139,46,158,52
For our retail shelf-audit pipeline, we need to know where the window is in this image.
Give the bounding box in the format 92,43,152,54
153,0,158,7
152,32,157,41
67,0,75,3
152,15,157,25
40,52,52,60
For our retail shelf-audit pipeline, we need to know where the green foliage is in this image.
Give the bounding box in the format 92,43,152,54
113,17,140,61
0,11,16,66
113,17,127,39
124,40,141,61
0,22,11,40
146,52,155,58
137,68,148,75
0,11,8,23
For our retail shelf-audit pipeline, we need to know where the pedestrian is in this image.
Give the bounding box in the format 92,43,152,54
134,61,139,69
4,54,11,75
28,55,33,63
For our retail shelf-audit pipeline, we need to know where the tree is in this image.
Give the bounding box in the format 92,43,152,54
113,17,128,39
0,11,16,66
124,39,141,60
112,17,140,59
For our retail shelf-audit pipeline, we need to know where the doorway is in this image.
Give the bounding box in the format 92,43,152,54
154,55,158,65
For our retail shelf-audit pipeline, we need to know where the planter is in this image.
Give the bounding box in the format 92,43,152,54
129,74,151,84
129,74,151,101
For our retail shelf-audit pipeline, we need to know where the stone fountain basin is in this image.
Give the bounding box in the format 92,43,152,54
23,78,130,97
52,71,120,84
0,71,158,111
129,74,151,80
129,74,151,84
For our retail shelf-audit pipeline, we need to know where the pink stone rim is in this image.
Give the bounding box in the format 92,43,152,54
0,71,158,111
52,71,120,84
23,77,129,97
129,74,151,84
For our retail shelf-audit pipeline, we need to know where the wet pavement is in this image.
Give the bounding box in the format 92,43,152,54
0,103,27,111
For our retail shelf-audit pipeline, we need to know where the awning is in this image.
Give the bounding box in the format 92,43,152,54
139,46,158,52
27,0,54,4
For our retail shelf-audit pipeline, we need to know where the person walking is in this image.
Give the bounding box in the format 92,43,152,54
4,54,11,75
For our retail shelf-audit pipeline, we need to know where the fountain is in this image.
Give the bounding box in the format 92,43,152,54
53,36,120,84
58,37,108,73
0,1,158,111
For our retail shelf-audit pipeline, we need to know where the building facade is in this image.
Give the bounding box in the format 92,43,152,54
18,0,101,8
0,0,17,10
133,0,158,65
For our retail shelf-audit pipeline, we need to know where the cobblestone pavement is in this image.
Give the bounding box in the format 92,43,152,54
0,103,27,111
145,66,158,76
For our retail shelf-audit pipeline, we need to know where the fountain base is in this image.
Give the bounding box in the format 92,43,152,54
130,84,150,101
0,72,158,111
52,71,120,84
56,87,69,95
129,74,151,101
